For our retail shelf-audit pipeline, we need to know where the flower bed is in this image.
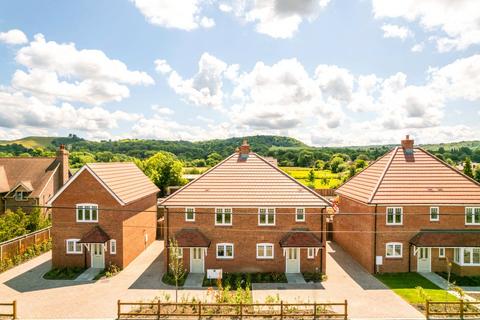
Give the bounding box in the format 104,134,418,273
0,239,51,273
43,267,86,280
436,272,480,287
203,272,287,289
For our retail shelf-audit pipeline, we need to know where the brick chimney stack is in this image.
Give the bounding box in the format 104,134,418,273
56,144,69,186
239,138,251,155
401,135,414,154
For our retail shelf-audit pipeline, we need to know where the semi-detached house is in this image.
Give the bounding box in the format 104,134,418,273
159,140,331,275
334,136,480,275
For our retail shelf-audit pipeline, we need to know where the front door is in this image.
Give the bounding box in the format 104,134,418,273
91,243,105,269
190,248,204,273
417,247,431,272
286,248,300,273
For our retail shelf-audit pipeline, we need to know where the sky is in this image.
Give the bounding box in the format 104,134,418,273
0,0,479,147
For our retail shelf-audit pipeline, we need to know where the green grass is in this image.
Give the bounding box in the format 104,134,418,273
0,136,57,148
43,267,86,280
162,272,188,286
376,273,458,304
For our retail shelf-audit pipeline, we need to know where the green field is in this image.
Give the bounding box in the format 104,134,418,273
280,167,343,189
0,136,57,148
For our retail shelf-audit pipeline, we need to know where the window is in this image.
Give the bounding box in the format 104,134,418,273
216,243,234,259
185,208,195,222
439,247,445,258
110,240,117,255
386,207,403,225
76,204,98,222
259,208,275,226
453,248,480,266
66,239,82,254
466,207,480,225
385,242,402,258
215,208,232,226
430,207,439,221
307,248,315,259
14,191,27,201
454,248,460,263
256,243,274,259
295,208,305,222
171,247,183,259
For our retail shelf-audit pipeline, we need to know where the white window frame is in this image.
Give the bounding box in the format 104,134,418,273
454,247,480,266
76,204,99,223
185,207,195,222
438,247,445,258
110,239,117,255
258,208,276,226
216,243,234,259
295,208,305,222
385,242,403,258
14,191,27,201
256,243,274,259
386,207,403,225
172,247,183,259
465,207,480,225
307,248,315,259
215,208,232,226
66,239,82,254
430,207,440,222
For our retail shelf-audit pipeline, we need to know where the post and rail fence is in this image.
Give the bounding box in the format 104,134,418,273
0,301,17,319
117,300,348,319
426,300,480,319
0,227,51,263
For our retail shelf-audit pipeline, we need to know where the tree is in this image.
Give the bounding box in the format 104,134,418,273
463,157,473,178
307,168,316,187
168,238,185,303
206,152,223,167
474,166,480,183
138,151,186,195
330,156,345,173
297,150,314,167
348,165,356,179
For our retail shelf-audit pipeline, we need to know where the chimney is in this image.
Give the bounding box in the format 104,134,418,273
56,144,69,186
239,138,251,155
401,135,414,154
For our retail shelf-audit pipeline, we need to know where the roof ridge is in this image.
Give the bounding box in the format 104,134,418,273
368,146,398,203
253,152,331,206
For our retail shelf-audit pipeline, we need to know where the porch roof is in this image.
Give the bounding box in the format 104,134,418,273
79,226,111,244
173,228,211,248
409,229,480,248
279,229,323,248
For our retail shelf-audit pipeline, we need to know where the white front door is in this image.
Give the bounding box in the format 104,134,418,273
91,243,105,269
190,248,204,273
417,247,431,272
285,248,300,273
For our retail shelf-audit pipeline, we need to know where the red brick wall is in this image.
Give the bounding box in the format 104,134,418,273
333,196,375,273
165,207,326,274
51,169,157,269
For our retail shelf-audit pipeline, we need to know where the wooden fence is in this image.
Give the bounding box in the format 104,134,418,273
426,300,480,319
0,301,16,319
117,300,348,319
0,227,51,263
314,189,336,197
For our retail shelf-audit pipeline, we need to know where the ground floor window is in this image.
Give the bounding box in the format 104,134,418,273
216,243,234,259
453,247,480,266
438,247,445,258
386,242,402,258
66,239,82,254
110,239,117,255
307,248,315,259
256,243,274,259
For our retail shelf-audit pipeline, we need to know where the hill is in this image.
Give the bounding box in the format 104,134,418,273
0,136,58,149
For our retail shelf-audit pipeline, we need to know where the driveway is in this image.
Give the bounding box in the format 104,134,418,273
0,241,210,319
253,242,424,320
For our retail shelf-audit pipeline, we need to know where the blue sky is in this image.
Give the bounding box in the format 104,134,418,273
0,0,479,146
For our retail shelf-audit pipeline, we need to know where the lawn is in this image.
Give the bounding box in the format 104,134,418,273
376,273,458,305
436,272,480,286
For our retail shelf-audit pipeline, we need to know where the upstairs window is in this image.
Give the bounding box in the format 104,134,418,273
386,207,403,225
185,208,195,222
215,208,232,226
466,207,480,225
14,191,27,201
430,207,439,221
386,242,402,258
259,208,275,226
66,239,82,254
76,204,98,222
216,243,234,259
295,208,305,222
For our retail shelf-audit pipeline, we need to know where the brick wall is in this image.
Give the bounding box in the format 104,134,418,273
165,207,325,274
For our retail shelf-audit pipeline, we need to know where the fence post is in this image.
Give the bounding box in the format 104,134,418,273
0,244,3,263
425,300,429,320
117,300,120,319
239,302,242,320
344,300,348,320
198,301,201,320
13,300,17,320
313,302,317,319
280,301,283,320
460,299,464,320
157,300,161,320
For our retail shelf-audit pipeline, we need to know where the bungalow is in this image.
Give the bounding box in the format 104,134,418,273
159,140,331,275
48,162,159,269
334,136,480,276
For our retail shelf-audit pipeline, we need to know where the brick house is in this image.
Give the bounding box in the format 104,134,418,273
48,162,159,269
159,140,331,275
334,136,480,276
0,145,69,215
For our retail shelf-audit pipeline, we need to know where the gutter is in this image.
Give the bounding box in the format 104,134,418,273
373,204,378,274
164,206,169,271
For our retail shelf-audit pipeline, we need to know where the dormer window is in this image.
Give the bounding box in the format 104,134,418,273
15,191,27,201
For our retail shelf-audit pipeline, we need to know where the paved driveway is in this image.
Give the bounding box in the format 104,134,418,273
0,241,210,319
253,242,424,320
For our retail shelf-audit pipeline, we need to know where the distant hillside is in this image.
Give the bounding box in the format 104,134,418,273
0,136,58,149
421,141,480,151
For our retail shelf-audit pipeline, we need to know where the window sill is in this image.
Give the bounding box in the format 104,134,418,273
216,257,234,260
386,224,403,227
258,224,276,227
66,252,83,255
385,256,403,259
214,224,233,227
256,257,274,260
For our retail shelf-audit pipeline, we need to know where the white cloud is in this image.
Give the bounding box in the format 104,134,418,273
154,59,172,74
0,29,28,45
219,3,233,12
381,24,413,40
372,0,480,52
151,105,174,115
411,42,424,52
232,0,331,39
131,0,214,31
166,53,228,108
11,34,153,105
